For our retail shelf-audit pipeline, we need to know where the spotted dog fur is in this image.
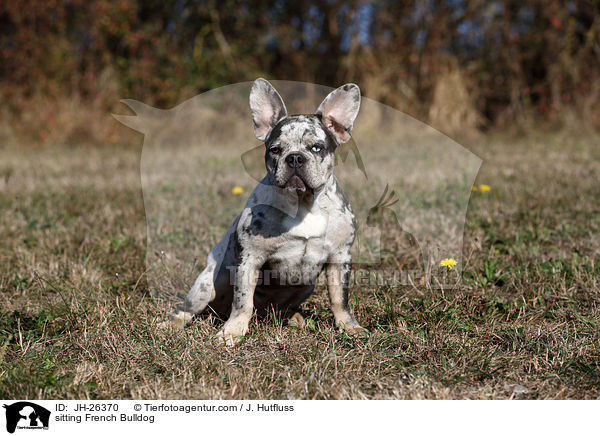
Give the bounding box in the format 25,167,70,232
163,78,365,345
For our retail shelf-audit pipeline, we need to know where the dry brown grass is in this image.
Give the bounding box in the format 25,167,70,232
1,128,599,399
428,68,484,138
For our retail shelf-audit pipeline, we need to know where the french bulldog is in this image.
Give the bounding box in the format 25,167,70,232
163,78,365,345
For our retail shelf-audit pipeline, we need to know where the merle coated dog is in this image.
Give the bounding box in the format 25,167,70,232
162,78,365,345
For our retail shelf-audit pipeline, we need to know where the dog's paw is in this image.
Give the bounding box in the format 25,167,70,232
336,320,369,336
158,311,192,331
158,319,183,331
214,319,249,346
343,325,369,336
287,312,306,329
214,329,246,347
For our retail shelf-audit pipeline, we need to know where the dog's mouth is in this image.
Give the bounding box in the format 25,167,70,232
285,174,307,193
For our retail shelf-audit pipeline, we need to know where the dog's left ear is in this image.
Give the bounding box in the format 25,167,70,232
316,84,361,144
249,78,288,142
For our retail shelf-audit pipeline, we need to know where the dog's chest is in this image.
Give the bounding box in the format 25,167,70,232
270,236,330,266
268,210,331,270
283,210,328,239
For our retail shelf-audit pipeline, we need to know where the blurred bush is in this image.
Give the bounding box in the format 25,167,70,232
1,0,599,145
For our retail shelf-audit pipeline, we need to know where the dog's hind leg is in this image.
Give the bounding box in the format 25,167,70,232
166,265,217,328
161,220,238,329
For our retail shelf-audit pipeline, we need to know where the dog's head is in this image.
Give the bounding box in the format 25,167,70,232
249,78,361,196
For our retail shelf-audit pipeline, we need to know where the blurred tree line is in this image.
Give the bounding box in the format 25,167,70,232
1,0,599,143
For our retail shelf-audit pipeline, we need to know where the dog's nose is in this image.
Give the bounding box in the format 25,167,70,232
285,153,305,169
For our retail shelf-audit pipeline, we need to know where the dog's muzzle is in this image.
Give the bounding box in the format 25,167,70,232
285,153,305,169
281,153,309,192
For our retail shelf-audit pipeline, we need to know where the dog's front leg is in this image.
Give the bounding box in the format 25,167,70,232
326,259,367,334
216,260,260,346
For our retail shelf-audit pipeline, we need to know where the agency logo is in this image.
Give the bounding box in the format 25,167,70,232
2,402,50,433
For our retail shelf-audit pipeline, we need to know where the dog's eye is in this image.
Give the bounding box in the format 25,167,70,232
311,145,322,153
270,147,281,154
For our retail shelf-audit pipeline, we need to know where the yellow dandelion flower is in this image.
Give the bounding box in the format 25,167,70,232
232,186,244,195
472,186,478,192
479,184,490,193
440,258,458,270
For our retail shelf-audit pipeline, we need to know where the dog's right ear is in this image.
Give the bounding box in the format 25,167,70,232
249,78,287,142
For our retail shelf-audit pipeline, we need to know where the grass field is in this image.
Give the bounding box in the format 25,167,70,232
1,131,599,399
